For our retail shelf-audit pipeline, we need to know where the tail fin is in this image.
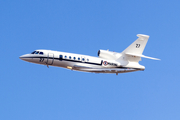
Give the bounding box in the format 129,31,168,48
121,34,160,62
122,34,149,55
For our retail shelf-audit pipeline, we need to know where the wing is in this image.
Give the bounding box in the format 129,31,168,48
72,65,138,73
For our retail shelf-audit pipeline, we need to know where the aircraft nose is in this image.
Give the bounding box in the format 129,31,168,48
19,55,26,60
19,54,31,61
19,55,24,60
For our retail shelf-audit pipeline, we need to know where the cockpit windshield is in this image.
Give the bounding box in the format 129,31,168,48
31,51,43,55
31,51,36,54
35,51,39,54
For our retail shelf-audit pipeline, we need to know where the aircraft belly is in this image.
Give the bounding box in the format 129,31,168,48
80,68,138,73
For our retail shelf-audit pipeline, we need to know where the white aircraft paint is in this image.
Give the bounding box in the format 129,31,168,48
19,34,160,75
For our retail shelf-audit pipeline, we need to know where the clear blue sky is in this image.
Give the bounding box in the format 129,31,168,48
0,0,180,120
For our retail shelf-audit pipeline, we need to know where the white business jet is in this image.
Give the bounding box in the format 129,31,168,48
19,34,160,75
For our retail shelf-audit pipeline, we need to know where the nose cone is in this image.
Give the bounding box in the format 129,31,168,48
19,54,27,60
19,55,24,60
19,54,32,62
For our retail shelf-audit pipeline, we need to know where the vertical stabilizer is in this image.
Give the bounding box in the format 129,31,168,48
122,34,149,55
118,34,159,69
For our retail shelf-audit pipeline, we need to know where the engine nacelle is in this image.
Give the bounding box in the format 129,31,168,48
97,50,122,60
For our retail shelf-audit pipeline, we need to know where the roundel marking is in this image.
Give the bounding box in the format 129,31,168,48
103,61,108,66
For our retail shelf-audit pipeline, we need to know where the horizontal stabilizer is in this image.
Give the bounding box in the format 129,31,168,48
126,53,160,60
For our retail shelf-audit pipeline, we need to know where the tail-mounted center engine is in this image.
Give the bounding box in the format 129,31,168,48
97,50,121,60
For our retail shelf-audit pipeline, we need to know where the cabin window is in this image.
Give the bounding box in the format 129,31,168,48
65,56,67,58
73,57,76,60
59,55,63,60
78,58,80,60
82,58,85,61
69,56,71,59
39,52,43,55
87,59,89,61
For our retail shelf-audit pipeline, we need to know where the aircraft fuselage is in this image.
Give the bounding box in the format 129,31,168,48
20,49,140,74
